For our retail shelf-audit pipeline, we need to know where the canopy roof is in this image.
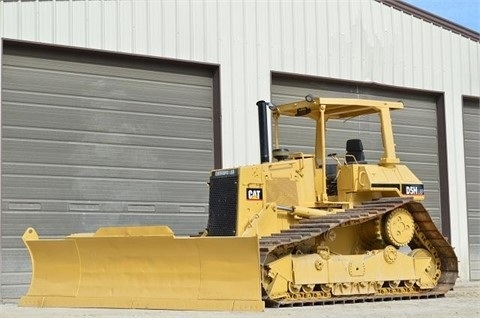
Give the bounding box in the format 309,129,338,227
272,97,403,121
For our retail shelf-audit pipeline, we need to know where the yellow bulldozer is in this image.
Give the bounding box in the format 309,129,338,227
20,96,458,311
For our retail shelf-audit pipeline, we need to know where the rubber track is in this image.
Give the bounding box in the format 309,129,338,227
259,197,458,307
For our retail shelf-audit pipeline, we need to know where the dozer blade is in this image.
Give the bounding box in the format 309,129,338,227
19,226,264,311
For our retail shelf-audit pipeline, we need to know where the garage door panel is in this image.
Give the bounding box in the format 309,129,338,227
391,110,438,128
0,272,30,286
280,137,315,148
3,103,213,141
420,172,443,184
471,268,480,280
421,190,440,206
3,140,213,170
3,90,212,117
1,249,31,273
3,94,212,124
327,116,380,130
466,181,480,193
3,127,212,152
3,67,212,108
1,273,30,301
398,153,438,163
463,129,479,140
271,79,353,97
2,200,206,217
464,140,479,157
468,223,480,241
3,163,208,183
463,98,480,280
391,125,437,137
395,136,439,155
465,164,479,178
2,176,207,203
1,42,215,299
357,87,436,100
4,54,213,89
464,109,480,120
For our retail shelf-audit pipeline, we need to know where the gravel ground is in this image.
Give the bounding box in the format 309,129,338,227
1,281,479,318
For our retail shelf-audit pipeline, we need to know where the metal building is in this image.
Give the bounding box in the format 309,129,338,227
0,0,478,301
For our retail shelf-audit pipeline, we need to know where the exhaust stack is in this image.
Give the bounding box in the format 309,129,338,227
256,100,270,163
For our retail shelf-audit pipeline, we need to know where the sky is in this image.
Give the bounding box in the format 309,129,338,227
403,0,480,33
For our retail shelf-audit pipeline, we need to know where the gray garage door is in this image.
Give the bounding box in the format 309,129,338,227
271,75,442,230
1,41,215,299
463,97,480,280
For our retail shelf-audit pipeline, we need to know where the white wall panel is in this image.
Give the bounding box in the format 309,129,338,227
103,0,118,51
38,0,53,43
391,6,404,86
349,0,363,80
361,0,375,82
474,43,480,97
279,0,294,71
327,1,341,77
190,0,205,61
87,0,103,49
468,39,480,95
431,25,444,90
2,2,18,39
411,18,424,87
19,1,36,41
231,0,247,164
267,1,282,69
255,0,270,117
176,0,191,59
303,1,316,74
53,1,70,45
1,0,479,281
421,20,433,87
203,0,218,62
377,4,392,84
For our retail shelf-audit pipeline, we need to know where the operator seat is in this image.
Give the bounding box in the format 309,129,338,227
346,139,366,164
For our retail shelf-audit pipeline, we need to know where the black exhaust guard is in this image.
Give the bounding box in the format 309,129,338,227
256,100,270,163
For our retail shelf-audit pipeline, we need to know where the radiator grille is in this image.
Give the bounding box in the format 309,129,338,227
207,173,238,236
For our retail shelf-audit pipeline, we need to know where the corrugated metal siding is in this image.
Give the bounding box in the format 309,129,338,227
463,98,480,280
271,77,442,229
1,43,214,298
0,0,478,282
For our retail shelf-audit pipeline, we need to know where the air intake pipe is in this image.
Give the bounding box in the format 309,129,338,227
256,100,270,163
